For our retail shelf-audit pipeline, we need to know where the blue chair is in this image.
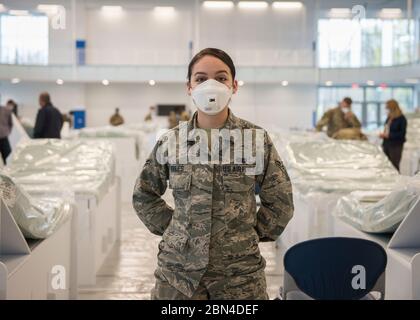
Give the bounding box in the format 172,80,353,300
280,237,387,300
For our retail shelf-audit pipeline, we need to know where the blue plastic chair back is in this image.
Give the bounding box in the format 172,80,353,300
284,237,387,300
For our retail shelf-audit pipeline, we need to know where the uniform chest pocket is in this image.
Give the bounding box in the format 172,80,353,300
222,172,255,193
169,165,192,190
222,172,256,227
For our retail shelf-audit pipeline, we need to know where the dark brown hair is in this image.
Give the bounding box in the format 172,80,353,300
39,92,51,104
343,97,353,105
6,99,16,107
187,48,236,82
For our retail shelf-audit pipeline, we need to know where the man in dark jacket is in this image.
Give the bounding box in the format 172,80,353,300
34,92,63,139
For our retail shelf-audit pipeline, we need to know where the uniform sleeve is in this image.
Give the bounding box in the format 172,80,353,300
346,113,361,128
132,141,173,236
315,110,331,131
256,132,294,242
33,109,45,138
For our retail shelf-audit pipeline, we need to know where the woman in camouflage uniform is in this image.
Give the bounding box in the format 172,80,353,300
133,48,294,300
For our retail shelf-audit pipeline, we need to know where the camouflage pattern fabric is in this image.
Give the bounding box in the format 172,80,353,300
316,106,362,138
110,114,124,126
133,109,294,299
152,268,268,300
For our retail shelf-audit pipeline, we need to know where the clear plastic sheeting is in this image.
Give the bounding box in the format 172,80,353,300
334,175,420,233
285,140,400,194
4,139,115,201
400,115,420,176
77,125,148,162
79,125,143,138
125,122,159,133
0,174,73,239
268,129,329,161
405,117,420,149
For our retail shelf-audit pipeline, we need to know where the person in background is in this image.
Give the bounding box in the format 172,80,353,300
63,113,73,128
34,92,63,139
6,100,18,117
380,99,407,171
0,102,13,164
168,111,178,129
144,106,155,122
180,110,190,122
316,97,361,138
110,108,124,126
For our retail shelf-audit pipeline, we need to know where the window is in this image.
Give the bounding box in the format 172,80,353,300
0,14,49,65
318,19,416,68
317,86,415,129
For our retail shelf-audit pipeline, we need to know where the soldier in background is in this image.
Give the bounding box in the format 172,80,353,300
168,111,178,129
110,108,124,126
316,97,361,138
133,48,294,300
144,106,155,122
180,110,190,122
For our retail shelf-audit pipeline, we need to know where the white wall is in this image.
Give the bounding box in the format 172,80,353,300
231,83,317,129
85,82,316,128
85,83,189,126
0,81,317,129
0,81,85,120
199,0,316,66
85,4,192,65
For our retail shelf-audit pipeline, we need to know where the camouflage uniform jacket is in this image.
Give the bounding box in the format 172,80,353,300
316,106,362,137
133,109,294,297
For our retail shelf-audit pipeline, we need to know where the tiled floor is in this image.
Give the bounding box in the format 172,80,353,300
78,201,286,300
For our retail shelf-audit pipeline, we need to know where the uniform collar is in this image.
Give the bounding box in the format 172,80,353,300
189,108,238,130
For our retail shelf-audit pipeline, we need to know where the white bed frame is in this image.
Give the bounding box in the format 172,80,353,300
0,200,76,300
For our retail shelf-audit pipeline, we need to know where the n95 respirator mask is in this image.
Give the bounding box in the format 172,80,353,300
191,79,233,115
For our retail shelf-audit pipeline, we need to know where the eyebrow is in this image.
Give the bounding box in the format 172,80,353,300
193,70,229,76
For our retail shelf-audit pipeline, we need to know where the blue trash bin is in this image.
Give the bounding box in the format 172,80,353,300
72,110,86,129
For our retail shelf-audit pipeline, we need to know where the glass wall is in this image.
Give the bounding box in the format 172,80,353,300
0,14,49,65
318,19,416,68
318,86,415,129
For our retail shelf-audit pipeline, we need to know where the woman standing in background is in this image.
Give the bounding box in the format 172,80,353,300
380,99,407,171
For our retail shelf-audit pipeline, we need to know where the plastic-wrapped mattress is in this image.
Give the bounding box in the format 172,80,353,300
285,140,400,194
268,129,329,162
79,125,139,138
78,125,147,161
4,139,115,201
333,174,420,233
405,117,420,149
0,173,73,239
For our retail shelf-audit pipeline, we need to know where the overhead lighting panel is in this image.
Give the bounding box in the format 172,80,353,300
238,1,268,10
